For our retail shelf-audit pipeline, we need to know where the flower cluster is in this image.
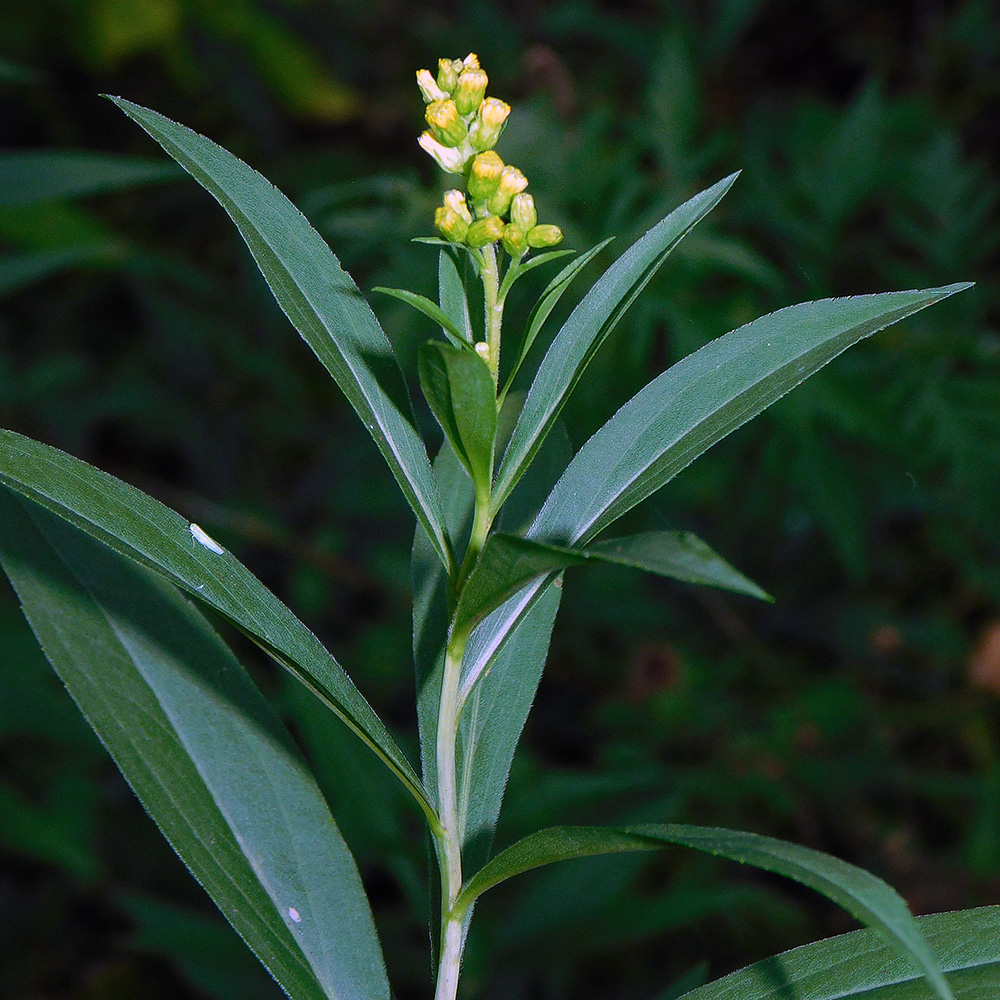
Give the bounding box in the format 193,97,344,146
417,54,562,257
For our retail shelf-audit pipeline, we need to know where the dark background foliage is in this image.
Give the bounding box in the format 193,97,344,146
1,1,999,998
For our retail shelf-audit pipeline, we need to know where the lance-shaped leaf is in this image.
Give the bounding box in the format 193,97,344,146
676,906,1000,1000
373,286,466,347
453,531,768,658
438,248,474,344
531,284,973,547
0,429,435,825
107,97,452,572
418,341,497,504
0,491,390,1000
457,825,954,1000
492,173,740,515
499,239,614,405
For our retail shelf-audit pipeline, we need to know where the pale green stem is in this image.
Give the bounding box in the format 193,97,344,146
481,243,504,383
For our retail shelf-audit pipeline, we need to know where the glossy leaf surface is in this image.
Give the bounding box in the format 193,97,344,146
108,97,451,571
0,429,433,821
677,906,999,1000
492,172,740,515
531,284,973,546
0,491,390,1000
459,824,953,1000
454,530,769,642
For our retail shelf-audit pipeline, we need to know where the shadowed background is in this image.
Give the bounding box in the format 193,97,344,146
1,1,999,998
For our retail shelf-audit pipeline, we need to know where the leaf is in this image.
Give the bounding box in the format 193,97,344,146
454,530,768,646
373,286,466,347
0,491,390,1000
496,248,577,299
457,824,954,1000
531,283,974,547
500,239,614,404
0,429,435,824
492,173,740,515
0,151,181,206
676,907,1000,1000
0,244,122,297
418,341,497,503
438,248,474,344
107,97,452,572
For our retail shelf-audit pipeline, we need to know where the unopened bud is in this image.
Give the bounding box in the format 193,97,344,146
468,98,510,151
418,131,469,173
434,206,470,243
437,58,459,94
486,165,528,216
462,53,481,70
509,192,536,232
443,189,473,225
466,215,505,248
467,151,504,200
454,68,488,115
416,69,449,104
501,223,528,257
527,224,564,248
425,100,467,147
474,341,490,360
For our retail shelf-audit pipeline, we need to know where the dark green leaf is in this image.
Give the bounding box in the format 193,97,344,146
373,285,466,347
0,491,390,1000
418,341,497,502
454,530,768,648
438,248,474,344
531,284,973,546
677,907,1000,1000
500,239,614,404
492,173,740,515
107,97,452,572
457,824,954,1000
0,429,434,824
0,151,181,206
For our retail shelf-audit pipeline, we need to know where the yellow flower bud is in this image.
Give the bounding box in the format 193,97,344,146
466,215,505,248
442,189,473,225
462,53,481,70
509,192,537,232
501,223,528,257
468,97,510,151
454,68,488,115
425,99,467,147
527,224,564,248
434,205,470,243
486,165,528,216
467,151,504,200
437,57,459,93
416,68,449,104
418,131,469,173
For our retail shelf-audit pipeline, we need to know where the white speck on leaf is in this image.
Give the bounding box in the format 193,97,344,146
288,907,301,923
189,523,224,554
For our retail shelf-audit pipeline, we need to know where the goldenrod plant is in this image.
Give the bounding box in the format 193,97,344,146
0,53,995,1000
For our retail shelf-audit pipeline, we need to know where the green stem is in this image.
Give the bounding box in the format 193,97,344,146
433,623,469,1000
481,243,503,383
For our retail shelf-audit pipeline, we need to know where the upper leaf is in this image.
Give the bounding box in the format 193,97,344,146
418,341,497,503
0,429,436,825
530,284,973,546
676,907,999,1000
107,96,452,573
0,491,390,1000
453,530,768,652
491,173,740,516
457,824,954,1000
